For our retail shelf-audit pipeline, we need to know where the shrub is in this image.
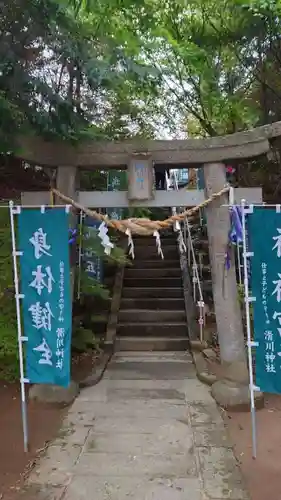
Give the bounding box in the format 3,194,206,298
0,206,18,380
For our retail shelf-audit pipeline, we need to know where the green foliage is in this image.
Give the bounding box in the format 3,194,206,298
0,319,20,381
77,223,128,295
72,324,100,352
79,270,110,299
3,0,281,147
80,171,108,191
1,0,159,152
1,0,85,149
0,207,18,380
128,207,152,219
72,310,102,352
72,222,128,352
80,224,128,266
65,0,281,140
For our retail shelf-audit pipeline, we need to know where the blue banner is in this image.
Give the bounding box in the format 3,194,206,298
83,217,103,283
248,208,281,394
18,209,72,387
107,170,126,220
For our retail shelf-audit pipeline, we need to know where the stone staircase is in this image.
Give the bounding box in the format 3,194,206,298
116,231,189,352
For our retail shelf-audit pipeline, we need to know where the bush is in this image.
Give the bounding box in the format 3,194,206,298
0,206,18,381
71,325,100,352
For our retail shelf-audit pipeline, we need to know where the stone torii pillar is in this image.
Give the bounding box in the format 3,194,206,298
55,165,80,289
203,163,262,409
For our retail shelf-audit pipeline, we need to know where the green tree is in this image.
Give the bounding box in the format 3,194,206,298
0,0,160,155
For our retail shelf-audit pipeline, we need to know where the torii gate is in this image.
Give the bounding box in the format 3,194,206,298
18,122,281,408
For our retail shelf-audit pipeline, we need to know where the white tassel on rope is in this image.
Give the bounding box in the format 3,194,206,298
126,228,135,259
153,230,164,259
229,185,234,206
197,300,205,344
172,207,177,232
98,221,114,255
174,220,186,254
177,230,186,254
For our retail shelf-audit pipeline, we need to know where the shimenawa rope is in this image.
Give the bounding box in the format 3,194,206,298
51,186,230,236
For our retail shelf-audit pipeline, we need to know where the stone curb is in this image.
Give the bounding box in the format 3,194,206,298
191,349,265,411
191,350,217,386
79,350,113,389
190,340,209,352
191,349,217,387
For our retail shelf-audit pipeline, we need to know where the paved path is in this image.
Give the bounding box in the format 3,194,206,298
27,352,249,499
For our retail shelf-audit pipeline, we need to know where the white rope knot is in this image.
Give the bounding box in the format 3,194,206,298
197,300,206,343
177,230,186,254
126,228,135,259
98,221,114,255
197,300,206,326
172,209,186,254
153,230,164,259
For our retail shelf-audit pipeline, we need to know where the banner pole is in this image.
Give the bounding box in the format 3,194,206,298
9,201,29,453
241,199,257,459
237,243,242,285
77,210,84,300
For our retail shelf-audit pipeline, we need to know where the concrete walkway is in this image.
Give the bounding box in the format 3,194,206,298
27,352,249,500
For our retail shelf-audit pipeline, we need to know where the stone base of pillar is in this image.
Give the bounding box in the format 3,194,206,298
211,379,264,412
29,381,79,406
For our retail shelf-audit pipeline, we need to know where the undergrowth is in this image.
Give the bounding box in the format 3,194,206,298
0,206,19,381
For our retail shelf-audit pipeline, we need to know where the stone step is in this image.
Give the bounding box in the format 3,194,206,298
117,322,187,337
130,259,180,269
113,351,191,359
116,336,189,351
125,268,182,279
122,287,184,299
118,309,186,323
123,277,182,288
120,297,185,310
134,245,178,259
